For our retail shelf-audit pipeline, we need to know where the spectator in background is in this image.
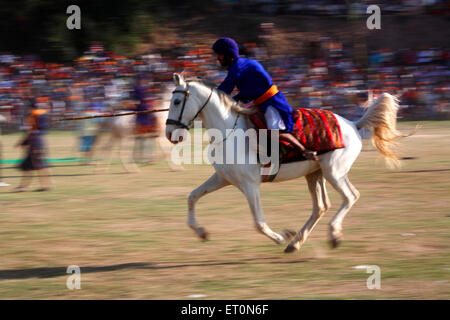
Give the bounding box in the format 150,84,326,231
77,107,102,165
14,97,53,192
132,76,155,163
0,114,10,186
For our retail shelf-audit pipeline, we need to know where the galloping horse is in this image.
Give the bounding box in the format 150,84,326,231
165,73,408,253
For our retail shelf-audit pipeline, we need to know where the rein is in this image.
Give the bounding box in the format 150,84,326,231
210,113,240,145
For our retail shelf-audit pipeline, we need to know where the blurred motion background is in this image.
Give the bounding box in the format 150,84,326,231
0,0,449,300
0,0,449,134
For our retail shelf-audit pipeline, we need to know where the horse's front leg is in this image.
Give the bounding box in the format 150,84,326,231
188,172,229,240
238,183,293,245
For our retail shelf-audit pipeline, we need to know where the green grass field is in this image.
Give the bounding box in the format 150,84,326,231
0,121,449,299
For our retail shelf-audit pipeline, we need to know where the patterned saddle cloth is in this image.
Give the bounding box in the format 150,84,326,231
249,108,345,177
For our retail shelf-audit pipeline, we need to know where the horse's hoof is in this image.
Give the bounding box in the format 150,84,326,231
282,229,297,242
284,244,299,254
330,238,341,249
197,227,210,241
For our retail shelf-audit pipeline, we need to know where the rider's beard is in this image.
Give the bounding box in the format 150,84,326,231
218,56,233,69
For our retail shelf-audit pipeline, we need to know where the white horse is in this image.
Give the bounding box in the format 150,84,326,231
165,73,408,253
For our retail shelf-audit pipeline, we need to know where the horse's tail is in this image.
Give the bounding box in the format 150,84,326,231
355,93,415,168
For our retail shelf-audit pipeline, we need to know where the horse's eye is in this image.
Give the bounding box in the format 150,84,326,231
174,99,181,106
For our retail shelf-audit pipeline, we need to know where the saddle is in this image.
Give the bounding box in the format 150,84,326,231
248,108,345,181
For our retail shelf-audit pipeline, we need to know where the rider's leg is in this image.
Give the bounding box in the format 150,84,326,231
279,133,319,161
264,106,318,161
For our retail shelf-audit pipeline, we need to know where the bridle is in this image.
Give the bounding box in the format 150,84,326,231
166,83,241,145
165,84,214,130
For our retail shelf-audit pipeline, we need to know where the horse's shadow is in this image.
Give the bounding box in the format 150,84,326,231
0,257,309,280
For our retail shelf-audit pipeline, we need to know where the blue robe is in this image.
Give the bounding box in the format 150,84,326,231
218,57,294,132
19,110,49,171
133,85,152,126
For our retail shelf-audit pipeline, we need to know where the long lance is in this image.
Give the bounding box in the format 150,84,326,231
56,108,169,121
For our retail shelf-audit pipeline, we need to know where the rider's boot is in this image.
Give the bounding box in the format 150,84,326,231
279,132,319,161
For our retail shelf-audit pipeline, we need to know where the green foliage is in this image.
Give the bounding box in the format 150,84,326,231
0,0,160,61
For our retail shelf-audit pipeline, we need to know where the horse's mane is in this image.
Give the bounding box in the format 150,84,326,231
187,78,257,116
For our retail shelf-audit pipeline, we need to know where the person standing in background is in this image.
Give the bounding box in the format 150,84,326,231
132,76,155,163
14,97,53,192
77,106,102,165
0,114,10,187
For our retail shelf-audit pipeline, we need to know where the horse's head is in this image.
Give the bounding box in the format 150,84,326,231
165,73,212,144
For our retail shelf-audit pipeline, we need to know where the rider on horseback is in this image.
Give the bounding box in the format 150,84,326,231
212,37,318,161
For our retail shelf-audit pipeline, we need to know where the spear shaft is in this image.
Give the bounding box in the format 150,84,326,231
56,108,169,121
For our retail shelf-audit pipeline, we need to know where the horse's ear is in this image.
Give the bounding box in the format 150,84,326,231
173,73,185,86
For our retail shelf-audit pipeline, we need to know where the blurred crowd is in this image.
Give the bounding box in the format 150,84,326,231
0,32,449,132
0,44,174,131
219,0,450,16
251,37,450,120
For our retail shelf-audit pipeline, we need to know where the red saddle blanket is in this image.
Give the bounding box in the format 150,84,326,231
292,108,345,151
249,108,345,165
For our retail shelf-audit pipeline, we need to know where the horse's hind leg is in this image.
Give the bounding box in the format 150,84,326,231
323,173,360,248
345,176,360,203
285,170,330,253
188,173,230,240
